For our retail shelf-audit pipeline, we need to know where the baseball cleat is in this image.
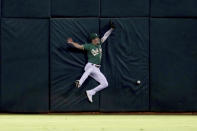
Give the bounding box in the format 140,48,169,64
86,90,93,103
75,80,81,88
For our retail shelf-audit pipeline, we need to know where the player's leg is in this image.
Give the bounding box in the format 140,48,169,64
90,70,108,94
76,63,93,88
86,68,108,102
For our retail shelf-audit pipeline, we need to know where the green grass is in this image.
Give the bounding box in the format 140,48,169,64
0,114,197,131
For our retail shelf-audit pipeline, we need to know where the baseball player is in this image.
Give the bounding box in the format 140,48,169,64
67,22,115,103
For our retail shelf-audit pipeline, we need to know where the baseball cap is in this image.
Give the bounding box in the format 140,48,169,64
90,33,99,40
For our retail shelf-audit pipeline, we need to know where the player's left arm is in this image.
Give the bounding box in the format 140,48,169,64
101,21,115,43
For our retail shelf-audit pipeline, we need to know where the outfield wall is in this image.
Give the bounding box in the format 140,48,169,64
0,0,197,112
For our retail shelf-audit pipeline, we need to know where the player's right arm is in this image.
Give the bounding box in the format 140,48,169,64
67,38,84,50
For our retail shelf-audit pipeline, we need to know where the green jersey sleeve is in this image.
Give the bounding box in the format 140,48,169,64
83,44,91,51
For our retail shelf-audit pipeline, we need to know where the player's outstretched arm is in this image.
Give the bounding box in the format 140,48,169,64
67,38,84,50
101,21,115,43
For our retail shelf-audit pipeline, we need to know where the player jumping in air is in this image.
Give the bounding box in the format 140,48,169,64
67,22,115,103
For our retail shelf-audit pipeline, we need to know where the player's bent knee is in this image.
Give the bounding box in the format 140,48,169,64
101,81,108,88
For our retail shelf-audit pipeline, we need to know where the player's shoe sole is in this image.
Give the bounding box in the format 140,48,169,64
86,91,93,103
75,80,80,88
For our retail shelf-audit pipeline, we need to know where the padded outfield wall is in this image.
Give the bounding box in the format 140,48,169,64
0,0,197,112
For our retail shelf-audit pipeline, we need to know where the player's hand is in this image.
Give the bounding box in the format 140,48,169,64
67,38,73,44
110,20,115,29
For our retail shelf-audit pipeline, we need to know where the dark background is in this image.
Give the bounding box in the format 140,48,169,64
0,0,197,112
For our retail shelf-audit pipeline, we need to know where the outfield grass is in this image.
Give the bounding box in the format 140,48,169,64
0,114,197,131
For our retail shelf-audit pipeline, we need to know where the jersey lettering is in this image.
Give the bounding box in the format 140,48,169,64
91,48,102,56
